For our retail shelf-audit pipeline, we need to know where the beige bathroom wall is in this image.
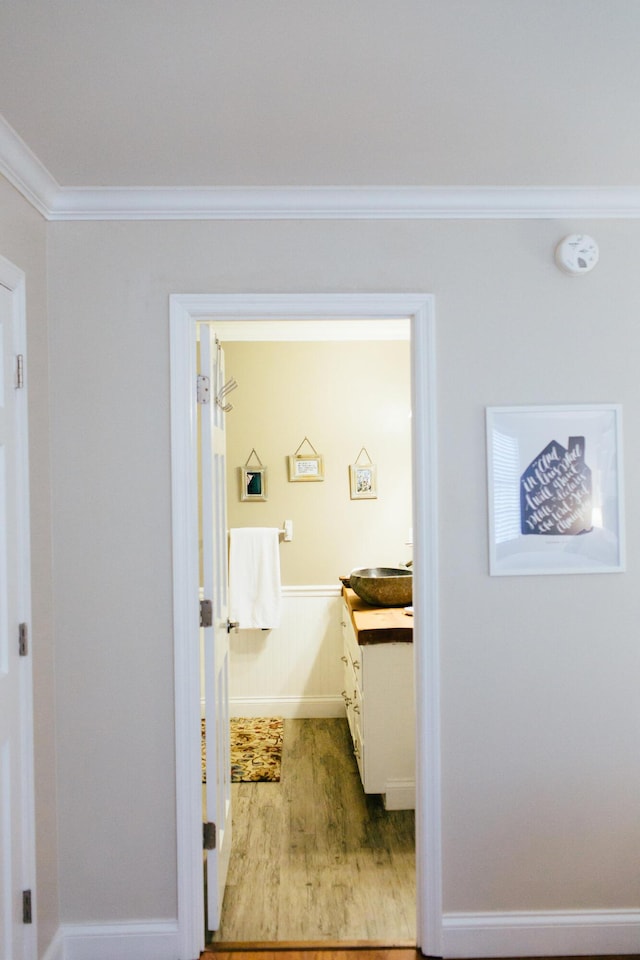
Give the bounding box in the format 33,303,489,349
0,175,59,957
223,339,412,585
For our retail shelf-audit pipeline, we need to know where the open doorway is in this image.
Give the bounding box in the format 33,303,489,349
208,321,413,942
170,294,442,960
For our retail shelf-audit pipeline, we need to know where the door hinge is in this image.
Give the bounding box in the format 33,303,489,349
203,822,216,850
196,374,210,404
22,890,32,924
16,354,24,389
200,599,213,628
18,623,28,657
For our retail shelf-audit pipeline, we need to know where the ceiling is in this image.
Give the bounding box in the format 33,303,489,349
1,1,640,218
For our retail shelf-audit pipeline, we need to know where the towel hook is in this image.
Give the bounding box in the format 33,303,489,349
216,377,238,412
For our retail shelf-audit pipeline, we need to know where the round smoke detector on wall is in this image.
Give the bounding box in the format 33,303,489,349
555,234,599,275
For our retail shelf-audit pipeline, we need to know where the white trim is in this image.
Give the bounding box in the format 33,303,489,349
211,319,410,342
172,291,435,323
40,927,64,960
169,301,203,960
0,255,37,960
43,185,640,221
2,117,640,222
281,584,341,598
0,115,59,218
410,296,442,956
383,778,416,811
442,909,640,958
230,695,345,719
170,293,441,959
58,922,180,960
41,909,640,960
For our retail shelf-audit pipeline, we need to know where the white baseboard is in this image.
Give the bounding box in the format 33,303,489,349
44,921,180,960
229,695,345,719
39,907,640,960
442,908,640,958
383,777,415,810
40,926,65,960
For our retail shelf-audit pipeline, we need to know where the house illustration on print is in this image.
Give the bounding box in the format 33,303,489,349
520,436,593,536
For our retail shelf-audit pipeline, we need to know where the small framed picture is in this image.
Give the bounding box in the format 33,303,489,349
240,466,268,501
288,455,324,482
349,463,377,499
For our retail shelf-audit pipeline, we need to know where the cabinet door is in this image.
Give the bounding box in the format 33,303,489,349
360,643,415,804
341,604,365,781
341,603,363,691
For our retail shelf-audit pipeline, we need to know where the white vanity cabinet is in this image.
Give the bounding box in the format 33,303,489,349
340,587,416,810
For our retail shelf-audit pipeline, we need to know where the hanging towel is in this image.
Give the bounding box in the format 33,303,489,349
228,527,282,629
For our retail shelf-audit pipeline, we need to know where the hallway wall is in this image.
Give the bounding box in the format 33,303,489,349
44,216,640,934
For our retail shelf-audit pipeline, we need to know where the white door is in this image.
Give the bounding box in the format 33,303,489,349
198,325,232,931
0,270,35,960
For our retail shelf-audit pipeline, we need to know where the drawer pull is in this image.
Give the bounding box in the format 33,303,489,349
352,658,361,670
340,655,348,664
353,743,361,759
353,703,360,714
341,690,352,706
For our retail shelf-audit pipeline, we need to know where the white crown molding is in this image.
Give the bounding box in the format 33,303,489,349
0,114,60,218
4,114,640,221
47,184,640,221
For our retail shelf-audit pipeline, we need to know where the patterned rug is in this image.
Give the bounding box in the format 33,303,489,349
202,716,283,783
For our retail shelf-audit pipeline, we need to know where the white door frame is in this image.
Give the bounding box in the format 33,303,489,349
169,293,441,960
0,254,37,960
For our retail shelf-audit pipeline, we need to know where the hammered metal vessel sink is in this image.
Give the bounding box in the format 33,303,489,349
349,567,413,607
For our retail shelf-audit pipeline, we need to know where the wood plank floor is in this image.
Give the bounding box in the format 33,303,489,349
205,950,421,960
207,718,416,944
205,951,640,960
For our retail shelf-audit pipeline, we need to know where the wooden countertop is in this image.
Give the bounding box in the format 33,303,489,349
342,586,413,644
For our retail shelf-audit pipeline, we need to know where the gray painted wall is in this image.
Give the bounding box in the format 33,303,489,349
43,216,640,923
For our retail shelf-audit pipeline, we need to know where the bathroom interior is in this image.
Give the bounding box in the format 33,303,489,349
205,320,415,942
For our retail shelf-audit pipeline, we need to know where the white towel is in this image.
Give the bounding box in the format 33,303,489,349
228,527,282,629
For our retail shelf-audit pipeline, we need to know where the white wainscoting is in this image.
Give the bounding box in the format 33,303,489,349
227,585,345,719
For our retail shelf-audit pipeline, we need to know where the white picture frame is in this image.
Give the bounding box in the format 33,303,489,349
349,463,377,499
486,404,625,576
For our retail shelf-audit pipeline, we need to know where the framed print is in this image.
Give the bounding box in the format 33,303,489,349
239,448,268,501
486,404,625,576
240,466,267,501
349,447,377,499
288,436,324,482
288,454,324,482
349,464,377,499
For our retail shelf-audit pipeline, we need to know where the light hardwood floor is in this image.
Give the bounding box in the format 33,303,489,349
205,951,640,960
207,718,416,944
